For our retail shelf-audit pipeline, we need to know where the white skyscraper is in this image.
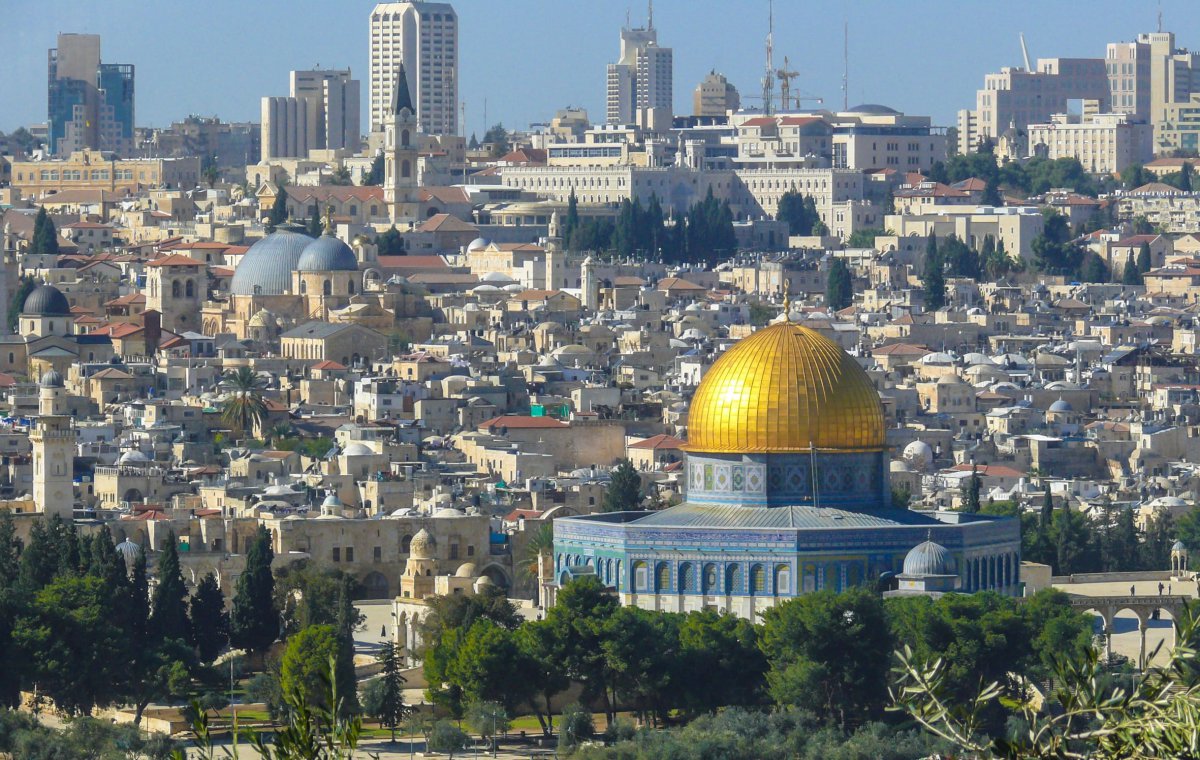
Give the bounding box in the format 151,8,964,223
369,2,458,136
606,9,673,127
290,69,361,151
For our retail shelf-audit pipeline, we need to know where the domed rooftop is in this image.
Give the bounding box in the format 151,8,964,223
410,528,435,559
115,538,142,565
118,449,149,466
1048,397,1073,413
467,237,491,252
297,234,358,272
1173,540,1188,552
848,103,899,115
454,562,477,578
903,540,956,576
39,368,64,388
342,442,374,457
24,284,71,316
687,321,885,453
230,231,312,296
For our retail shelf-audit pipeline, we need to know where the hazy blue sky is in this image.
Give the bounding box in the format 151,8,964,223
2,0,1198,136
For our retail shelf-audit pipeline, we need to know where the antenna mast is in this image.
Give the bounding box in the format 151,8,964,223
762,0,774,115
1019,32,1032,71
647,0,653,30
842,21,849,111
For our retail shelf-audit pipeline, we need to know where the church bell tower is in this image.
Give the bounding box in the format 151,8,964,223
384,62,420,223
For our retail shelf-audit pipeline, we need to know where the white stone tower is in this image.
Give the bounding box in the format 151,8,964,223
384,62,421,223
31,369,74,519
581,255,599,311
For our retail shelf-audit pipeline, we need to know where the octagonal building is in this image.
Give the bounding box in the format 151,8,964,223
550,318,1021,618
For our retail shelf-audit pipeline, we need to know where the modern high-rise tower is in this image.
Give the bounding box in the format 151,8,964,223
606,7,673,127
368,2,458,136
48,33,135,156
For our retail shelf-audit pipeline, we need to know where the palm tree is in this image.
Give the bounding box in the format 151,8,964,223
518,522,555,581
219,367,269,436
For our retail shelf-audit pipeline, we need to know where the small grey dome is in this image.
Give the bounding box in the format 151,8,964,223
321,492,344,508
297,234,358,272
24,284,71,316
115,538,142,568
1173,540,1188,553
118,449,149,465
342,442,374,457
1048,397,1073,413
230,231,312,296
39,368,64,388
903,540,956,577
467,237,491,252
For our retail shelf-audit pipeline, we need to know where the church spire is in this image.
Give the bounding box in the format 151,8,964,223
391,62,415,116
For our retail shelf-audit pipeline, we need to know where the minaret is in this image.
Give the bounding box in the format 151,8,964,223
581,255,599,311
384,62,421,223
0,223,12,336
31,369,74,519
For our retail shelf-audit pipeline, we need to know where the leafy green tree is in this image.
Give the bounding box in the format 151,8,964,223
376,225,406,255
275,561,363,636
230,525,278,657
544,577,619,720
1053,501,1091,575
13,575,127,715
428,720,469,758
1079,251,1110,283
0,511,22,707
557,703,595,754
759,587,893,728
428,619,534,717
826,258,852,311
280,625,356,714
362,642,407,742
1031,208,1084,275
981,178,1003,206
517,618,570,735
675,608,766,715
329,166,352,186
776,190,821,236
483,123,510,157
267,183,289,231
602,459,642,512
219,366,269,435
846,227,887,248
922,232,946,311
151,532,191,644
30,207,60,255
8,275,35,332
1137,240,1153,273
18,515,79,591
518,521,554,583
1122,163,1149,189
961,465,981,514
363,153,385,186
465,700,510,752
189,572,229,664
1122,258,1143,285
602,606,679,725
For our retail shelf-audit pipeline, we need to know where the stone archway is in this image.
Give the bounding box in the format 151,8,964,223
361,571,390,599
480,564,510,589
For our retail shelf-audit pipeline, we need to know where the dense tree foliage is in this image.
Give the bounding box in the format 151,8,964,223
602,459,642,512
929,155,1097,197
230,525,278,656
30,207,60,256
376,225,406,255
267,184,289,231
921,232,946,310
776,190,823,236
188,572,228,664
825,258,852,311
280,625,356,715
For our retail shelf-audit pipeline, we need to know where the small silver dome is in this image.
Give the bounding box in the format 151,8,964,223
297,235,358,272
903,540,956,577
39,368,64,388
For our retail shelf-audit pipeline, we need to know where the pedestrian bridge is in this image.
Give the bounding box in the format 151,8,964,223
1067,594,1190,669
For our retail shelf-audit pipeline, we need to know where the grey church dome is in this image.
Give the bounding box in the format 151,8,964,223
230,231,312,296
903,540,956,577
23,284,71,316
297,235,358,272
39,368,64,388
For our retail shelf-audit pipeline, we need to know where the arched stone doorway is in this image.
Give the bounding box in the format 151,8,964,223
361,571,390,599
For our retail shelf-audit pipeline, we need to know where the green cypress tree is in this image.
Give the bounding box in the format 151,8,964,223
826,258,853,311
922,232,945,311
150,532,190,644
961,466,981,514
1136,241,1153,273
189,572,229,664
1122,259,1143,285
267,184,289,231
230,525,278,656
603,460,643,512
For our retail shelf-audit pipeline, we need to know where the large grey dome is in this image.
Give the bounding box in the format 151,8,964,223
297,235,358,272
23,284,71,316
903,540,956,576
230,231,312,296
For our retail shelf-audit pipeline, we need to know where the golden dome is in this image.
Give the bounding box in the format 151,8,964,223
687,321,885,453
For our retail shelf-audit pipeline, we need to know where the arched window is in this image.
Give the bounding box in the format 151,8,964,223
678,563,694,593
401,129,410,147
401,534,412,553
802,563,818,592
615,560,622,591
774,564,790,596
633,561,647,591
750,564,766,595
299,280,307,294
185,280,194,298
401,159,411,178
323,280,332,296
171,280,181,298
702,563,717,594
725,565,742,595
655,562,670,593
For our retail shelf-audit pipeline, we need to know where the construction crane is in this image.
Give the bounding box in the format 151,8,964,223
776,56,799,111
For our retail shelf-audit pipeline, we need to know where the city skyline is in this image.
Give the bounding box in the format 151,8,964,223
2,0,1194,138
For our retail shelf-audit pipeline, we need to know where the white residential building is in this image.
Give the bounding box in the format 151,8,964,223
1027,112,1153,174
369,2,458,135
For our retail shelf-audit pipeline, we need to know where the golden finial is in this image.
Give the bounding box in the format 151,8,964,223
324,204,335,235
782,278,792,319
